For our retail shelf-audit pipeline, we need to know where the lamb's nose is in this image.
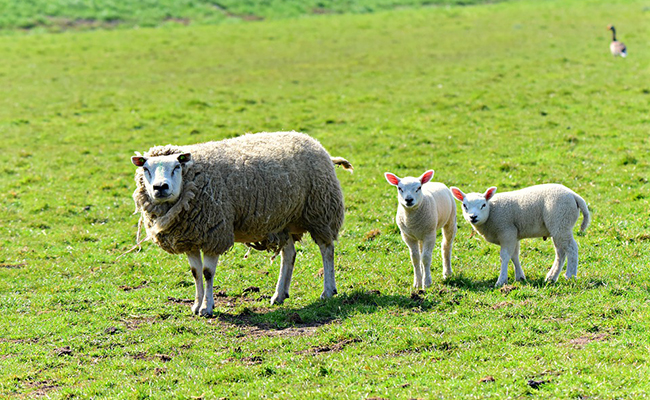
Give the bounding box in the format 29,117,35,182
470,215,478,223
405,198,414,206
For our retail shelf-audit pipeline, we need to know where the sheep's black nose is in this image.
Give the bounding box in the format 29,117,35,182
405,198,414,206
470,216,478,223
153,183,169,192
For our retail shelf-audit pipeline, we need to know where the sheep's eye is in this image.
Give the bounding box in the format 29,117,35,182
481,204,486,209
416,186,421,192
398,187,403,192
463,204,468,210
143,167,151,177
172,165,180,174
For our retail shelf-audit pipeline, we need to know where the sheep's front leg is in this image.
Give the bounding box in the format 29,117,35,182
512,241,526,282
402,235,422,289
199,253,219,317
420,235,437,289
496,241,516,287
317,240,337,300
271,236,296,306
187,251,204,315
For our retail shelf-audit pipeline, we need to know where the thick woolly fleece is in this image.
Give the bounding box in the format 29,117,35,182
132,132,348,256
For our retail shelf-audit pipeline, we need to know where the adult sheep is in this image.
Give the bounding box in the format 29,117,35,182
130,131,353,317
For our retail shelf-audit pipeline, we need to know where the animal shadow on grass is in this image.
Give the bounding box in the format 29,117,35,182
212,289,439,335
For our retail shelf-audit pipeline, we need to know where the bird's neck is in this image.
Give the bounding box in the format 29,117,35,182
611,29,617,41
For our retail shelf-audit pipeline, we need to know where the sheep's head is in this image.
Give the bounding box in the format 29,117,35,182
384,170,434,209
132,152,192,204
450,186,497,226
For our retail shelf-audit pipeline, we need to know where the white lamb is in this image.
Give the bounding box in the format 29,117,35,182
450,184,590,287
385,170,457,288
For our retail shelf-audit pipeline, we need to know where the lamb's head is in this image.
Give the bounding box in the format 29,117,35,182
384,170,434,209
450,186,497,226
132,152,192,204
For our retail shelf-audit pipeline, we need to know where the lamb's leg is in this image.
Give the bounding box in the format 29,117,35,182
317,240,337,300
420,235,436,288
512,241,526,282
565,237,579,279
271,236,296,305
496,241,516,287
187,251,204,315
199,253,219,317
441,220,456,280
546,237,567,283
403,235,422,289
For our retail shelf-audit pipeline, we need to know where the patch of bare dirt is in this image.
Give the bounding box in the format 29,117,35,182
24,380,59,397
491,301,513,310
298,338,362,355
0,262,26,269
499,285,518,294
122,316,157,330
569,333,609,348
131,352,173,362
119,281,148,291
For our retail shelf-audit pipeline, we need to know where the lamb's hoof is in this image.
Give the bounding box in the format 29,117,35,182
544,275,558,283
515,276,527,282
270,292,288,305
495,280,507,288
191,302,201,315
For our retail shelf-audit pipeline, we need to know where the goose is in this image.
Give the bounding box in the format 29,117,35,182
607,25,627,57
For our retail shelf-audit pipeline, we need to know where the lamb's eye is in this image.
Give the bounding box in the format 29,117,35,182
398,187,403,192
481,204,486,209
463,204,468,210
143,167,151,177
416,186,421,192
172,165,180,174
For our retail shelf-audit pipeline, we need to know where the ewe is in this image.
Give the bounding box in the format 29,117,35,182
450,184,590,287
131,132,352,316
385,170,457,288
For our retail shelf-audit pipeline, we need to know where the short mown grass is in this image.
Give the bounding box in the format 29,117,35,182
1,0,650,398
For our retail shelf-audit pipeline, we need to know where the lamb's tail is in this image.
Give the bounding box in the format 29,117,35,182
331,157,354,173
574,193,591,232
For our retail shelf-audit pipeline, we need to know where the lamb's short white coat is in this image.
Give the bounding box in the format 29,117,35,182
450,184,590,287
385,170,457,288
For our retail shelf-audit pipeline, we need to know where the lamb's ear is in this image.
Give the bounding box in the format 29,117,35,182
385,172,400,186
131,156,147,167
420,170,434,184
177,153,192,164
450,187,465,202
484,186,497,201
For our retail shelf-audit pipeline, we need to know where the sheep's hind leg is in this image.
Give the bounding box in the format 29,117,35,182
420,235,436,288
512,241,526,282
199,253,219,317
187,251,204,315
271,236,296,306
441,220,456,280
546,237,567,283
317,240,337,300
565,237,579,279
403,235,422,289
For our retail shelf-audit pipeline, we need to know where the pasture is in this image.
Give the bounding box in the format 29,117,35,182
1,0,650,398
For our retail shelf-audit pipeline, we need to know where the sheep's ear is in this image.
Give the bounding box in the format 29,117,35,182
131,156,147,167
177,153,192,164
385,172,400,186
450,187,465,202
420,170,434,184
484,186,497,200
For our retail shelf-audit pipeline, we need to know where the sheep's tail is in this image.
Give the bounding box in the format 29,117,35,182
331,157,353,173
574,193,590,232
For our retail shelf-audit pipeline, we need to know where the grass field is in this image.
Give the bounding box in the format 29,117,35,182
1,0,650,398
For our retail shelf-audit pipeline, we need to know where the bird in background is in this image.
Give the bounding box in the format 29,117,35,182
607,24,627,57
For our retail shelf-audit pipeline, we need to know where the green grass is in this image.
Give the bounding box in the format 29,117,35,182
1,0,650,398
0,0,499,32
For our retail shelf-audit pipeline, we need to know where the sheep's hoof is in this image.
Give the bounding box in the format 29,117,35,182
191,302,201,315
270,292,288,305
494,280,507,288
199,305,214,317
319,288,337,300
